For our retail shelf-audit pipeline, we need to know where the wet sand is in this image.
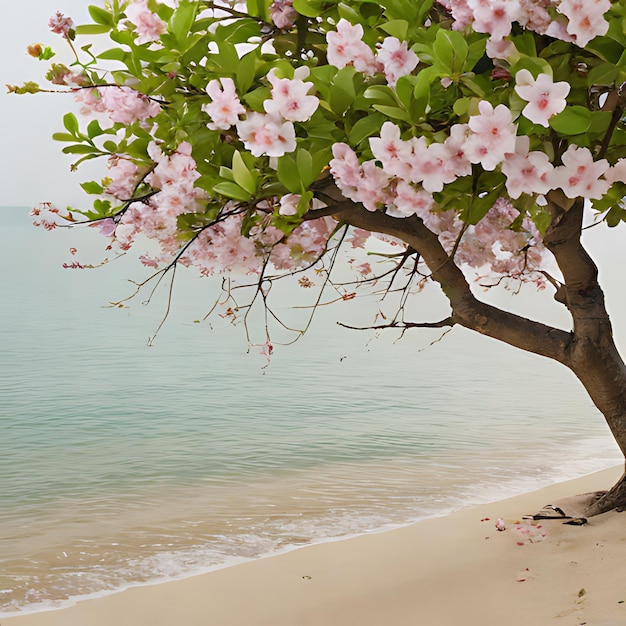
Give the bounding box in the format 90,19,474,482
4,466,625,626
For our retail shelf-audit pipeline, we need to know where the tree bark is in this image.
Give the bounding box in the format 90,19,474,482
313,184,626,515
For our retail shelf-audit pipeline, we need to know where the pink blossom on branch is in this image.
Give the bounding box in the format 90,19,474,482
464,101,517,170
125,0,167,45
49,12,74,37
203,77,246,130
236,113,297,157
269,0,299,29
74,86,160,125
264,68,319,122
104,157,139,200
514,70,570,127
552,144,610,199
369,122,414,179
326,19,381,76
558,0,611,47
376,37,419,87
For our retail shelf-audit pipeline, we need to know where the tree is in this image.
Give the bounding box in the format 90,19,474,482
13,0,626,515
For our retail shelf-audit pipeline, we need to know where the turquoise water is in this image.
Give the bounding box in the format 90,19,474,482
0,207,621,615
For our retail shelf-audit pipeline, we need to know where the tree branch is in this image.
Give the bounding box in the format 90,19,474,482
337,317,454,331
543,193,612,340
319,185,571,364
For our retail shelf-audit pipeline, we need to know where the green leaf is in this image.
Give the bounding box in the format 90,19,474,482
87,120,104,139
75,24,112,35
433,30,468,73
463,187,501,224
80,181,104,195
247,0,268,20
549,106,592,135
372,104,411,122
394,75,414,111
38,47,56,61
62,145,97,155
277,155,302,194
236,51,258,93
432,30,455,73
93,199,112,216
329,67,356,115
380,20,409,41
348,113,385,146
453,97,470,117
231,151,258,195
296,149,315,188
292,0,325,18
88,5,114,26
212,181,251,202
363,85,397,107
170,0,198,46
528,203,552,235
413,66,438,100
52,132,77,143
98,47,126,61
63,112,80,136
337,3,362,23
587,62,618,86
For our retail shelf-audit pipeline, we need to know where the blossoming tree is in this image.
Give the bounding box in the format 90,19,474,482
14,0,626,514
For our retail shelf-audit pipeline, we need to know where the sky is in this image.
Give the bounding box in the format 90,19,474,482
1,1,95,208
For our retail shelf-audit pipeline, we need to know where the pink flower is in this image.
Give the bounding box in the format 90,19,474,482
464,101,517,170
388,181,434,218
605,159,626,185
125,0,167,44
369,122,413,179
558,0,610,47
279,194,301,216
74,87,107,116
236,113,296,157
514,70,570,127
49,12,74,37
408,139,457,193
444,124,472,178
376,37,419,87
330,143,362,192
358,161,392,211
326,19,381,76
269,0,299,29
502,149,554,199
99,86,162,124
105,157,139,199
467,0,520,40
264,68,319,122
203,78,246,130
552,144,610,199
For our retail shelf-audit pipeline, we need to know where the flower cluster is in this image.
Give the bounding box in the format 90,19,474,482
269,0,299,29
204,68,319,157
31,0,626,305
104,158,140,200
440,0,610,51
74,86,162,125
326,19,419,87
49,12,74,37
113,142,202,253
125,0,168,45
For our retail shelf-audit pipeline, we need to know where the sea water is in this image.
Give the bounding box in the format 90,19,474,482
0,207,621,615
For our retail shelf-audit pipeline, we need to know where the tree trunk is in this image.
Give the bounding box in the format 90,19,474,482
542,194,626,514
314,185,626,516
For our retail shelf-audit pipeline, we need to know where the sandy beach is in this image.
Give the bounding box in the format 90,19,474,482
4,466,625,626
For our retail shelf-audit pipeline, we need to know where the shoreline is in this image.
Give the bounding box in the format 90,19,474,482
4,465,625,626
